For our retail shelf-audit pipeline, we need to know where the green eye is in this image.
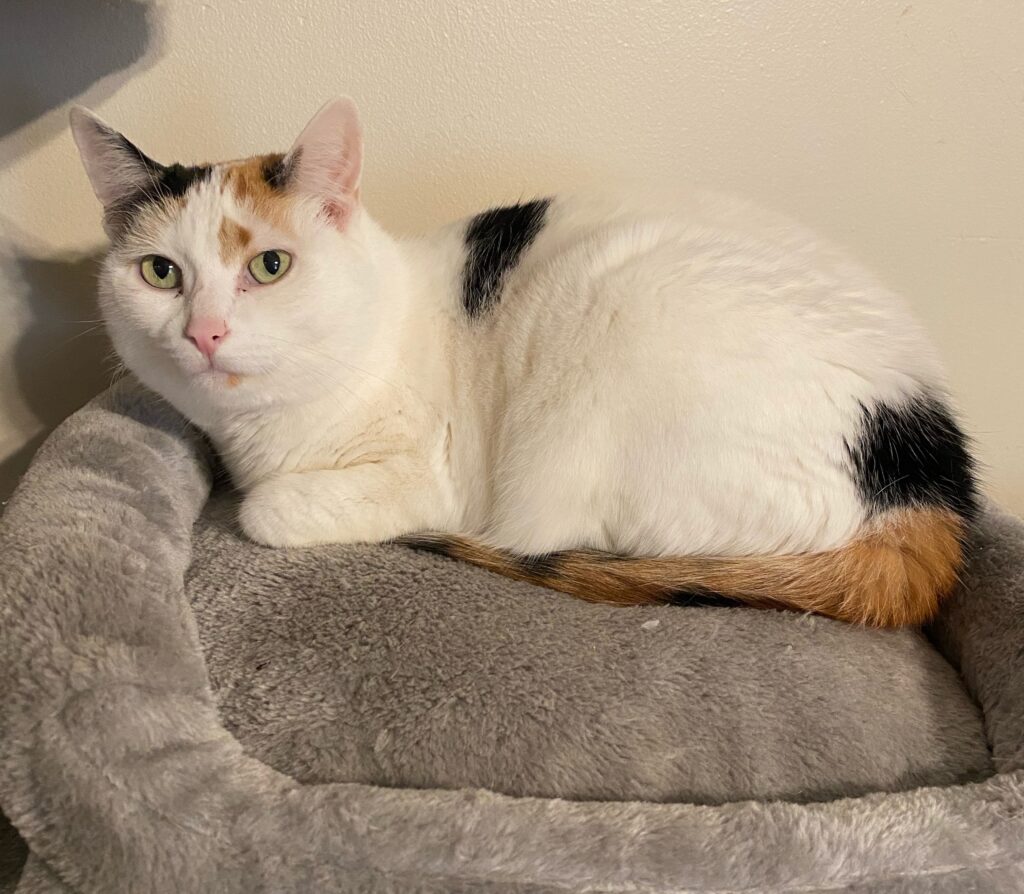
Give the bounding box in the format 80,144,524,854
248,249,292,284
140,255,181,289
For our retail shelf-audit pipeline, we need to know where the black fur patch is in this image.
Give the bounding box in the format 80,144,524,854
400,538,562,578
664,589,737,609
849,394,978,519
515,552,562,577
461,198,551,317
156,162,212,199
106,143,212,238
398,535,459,559
262,151,296,191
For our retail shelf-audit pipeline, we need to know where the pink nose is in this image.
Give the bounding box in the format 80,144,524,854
185,317,229,359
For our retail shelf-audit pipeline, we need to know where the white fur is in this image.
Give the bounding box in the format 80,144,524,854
76,103,948,557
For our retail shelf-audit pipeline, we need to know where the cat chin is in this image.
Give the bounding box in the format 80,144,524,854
126,364,282,427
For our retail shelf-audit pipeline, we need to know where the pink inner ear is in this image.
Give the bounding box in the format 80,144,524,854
324,199,353,228
287,98,363,229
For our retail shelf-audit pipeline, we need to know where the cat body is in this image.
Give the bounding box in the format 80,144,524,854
71,99,976,626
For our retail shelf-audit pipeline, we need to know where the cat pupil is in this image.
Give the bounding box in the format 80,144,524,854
152,256,170,279
263,251,280,275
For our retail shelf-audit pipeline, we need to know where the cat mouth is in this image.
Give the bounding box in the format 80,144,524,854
193,365,248,388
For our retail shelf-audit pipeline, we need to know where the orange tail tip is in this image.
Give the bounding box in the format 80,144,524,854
400,506,967,628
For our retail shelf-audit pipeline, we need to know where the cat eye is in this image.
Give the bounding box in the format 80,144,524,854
248,250,292,285
140,255,181,290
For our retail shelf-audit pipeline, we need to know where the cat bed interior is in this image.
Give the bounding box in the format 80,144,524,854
1,379,1023,893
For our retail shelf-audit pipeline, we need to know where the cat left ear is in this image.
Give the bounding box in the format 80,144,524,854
69,106,160,210
282,97,363,229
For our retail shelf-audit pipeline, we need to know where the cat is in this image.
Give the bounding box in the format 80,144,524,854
70,97,977,627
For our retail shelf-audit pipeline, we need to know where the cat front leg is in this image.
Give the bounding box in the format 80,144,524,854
238,462,443,548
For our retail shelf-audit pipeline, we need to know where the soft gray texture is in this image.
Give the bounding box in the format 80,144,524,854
194,496,992,804
0,378,1022,892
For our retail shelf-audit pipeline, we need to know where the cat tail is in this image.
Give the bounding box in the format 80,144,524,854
399,506,967,628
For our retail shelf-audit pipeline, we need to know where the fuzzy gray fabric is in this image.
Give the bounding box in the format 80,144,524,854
0,378,1022,893
193,495,992,804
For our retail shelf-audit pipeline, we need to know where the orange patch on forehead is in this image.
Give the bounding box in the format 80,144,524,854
218,216,252,263
221,154,295,233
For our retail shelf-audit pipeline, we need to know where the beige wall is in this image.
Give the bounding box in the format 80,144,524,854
2,1,1021,511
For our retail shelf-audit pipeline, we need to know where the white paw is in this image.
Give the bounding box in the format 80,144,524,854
238,480,332,547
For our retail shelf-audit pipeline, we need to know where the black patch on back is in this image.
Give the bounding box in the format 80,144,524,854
461,198,551,317
262,151,296,191
848,394,978,519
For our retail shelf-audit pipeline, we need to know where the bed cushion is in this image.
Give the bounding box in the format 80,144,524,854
191,495,992,804
5,378,1022,894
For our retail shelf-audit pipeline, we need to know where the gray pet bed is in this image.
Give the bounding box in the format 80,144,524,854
1,379,1022,893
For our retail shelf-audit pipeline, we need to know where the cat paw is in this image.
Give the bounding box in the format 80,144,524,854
238,480,332,547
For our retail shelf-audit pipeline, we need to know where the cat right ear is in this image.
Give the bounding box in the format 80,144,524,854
281,97,364,229
69,106,158,209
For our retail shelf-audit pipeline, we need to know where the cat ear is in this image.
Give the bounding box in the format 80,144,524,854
283,97,363,228
69,106,159,209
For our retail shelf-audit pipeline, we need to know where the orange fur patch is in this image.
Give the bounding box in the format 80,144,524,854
221,154,295,233
409,507,966,628
218,217,252,263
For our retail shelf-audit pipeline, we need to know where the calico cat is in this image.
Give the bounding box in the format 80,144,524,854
70,98,977,627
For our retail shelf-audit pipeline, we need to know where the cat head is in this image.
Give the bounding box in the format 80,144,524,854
71,98,386,426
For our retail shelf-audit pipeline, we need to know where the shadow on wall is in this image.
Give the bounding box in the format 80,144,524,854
1,0,158,502
1,0,156,166
0,807,27,892
1,251,116,501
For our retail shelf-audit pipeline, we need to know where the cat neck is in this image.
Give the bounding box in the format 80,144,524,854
200,210,463,482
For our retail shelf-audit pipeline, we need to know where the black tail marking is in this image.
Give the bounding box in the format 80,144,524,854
664,588,739,609
399,534,459,559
